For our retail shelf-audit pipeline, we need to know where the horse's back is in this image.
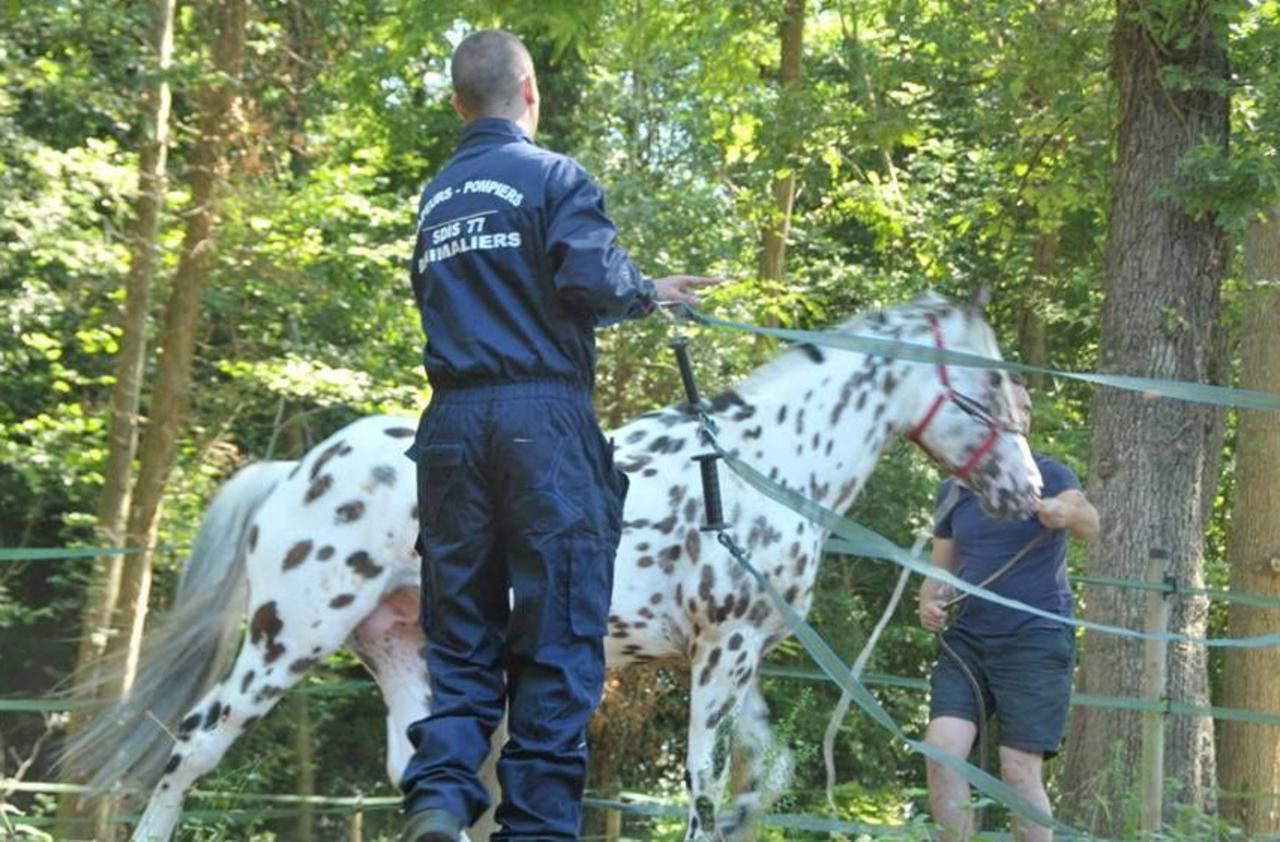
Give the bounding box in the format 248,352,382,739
245,414,422,599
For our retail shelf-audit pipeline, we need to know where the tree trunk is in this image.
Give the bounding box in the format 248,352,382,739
101,0,248,702
843,5,899,192
67,0,176,719
757,0,804,283
580,764,620,841
1220,204,1280,835
1060,2,1229,834
59,1,176,833
1019,228,1057,390
584,679,624,841
284,0,312,178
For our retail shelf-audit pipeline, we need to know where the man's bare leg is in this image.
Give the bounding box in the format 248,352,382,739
998,745,1052,842
924,716,978,841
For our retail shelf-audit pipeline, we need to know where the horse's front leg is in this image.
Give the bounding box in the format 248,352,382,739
719,674,792,839
684,636,745,842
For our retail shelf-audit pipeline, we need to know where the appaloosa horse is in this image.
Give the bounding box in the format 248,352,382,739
63,292,1041,841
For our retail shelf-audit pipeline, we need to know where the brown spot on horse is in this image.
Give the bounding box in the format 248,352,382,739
283,540,313,571
250,602,286,664
304,474,334,504
336,500,366,523
346,551,383,579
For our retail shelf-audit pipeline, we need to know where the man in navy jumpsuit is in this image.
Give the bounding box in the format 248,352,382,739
400,30,716,842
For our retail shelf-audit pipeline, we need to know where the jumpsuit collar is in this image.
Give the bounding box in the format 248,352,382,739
457,117,534,150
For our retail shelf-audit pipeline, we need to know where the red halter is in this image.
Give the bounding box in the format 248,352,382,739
905,314,1007,482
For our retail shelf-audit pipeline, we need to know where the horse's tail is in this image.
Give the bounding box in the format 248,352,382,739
60,460,295,796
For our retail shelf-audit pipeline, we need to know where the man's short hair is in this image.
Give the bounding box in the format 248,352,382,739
451,30,532,115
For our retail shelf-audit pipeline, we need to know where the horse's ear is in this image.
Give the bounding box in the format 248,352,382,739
966,285,991,315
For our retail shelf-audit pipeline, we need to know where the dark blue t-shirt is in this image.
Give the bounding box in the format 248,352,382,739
934,455,1081,635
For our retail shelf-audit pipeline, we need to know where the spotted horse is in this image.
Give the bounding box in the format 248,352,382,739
61,291,1042,842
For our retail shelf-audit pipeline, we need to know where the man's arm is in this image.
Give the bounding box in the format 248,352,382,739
545,161,714,323
1035,488,1100,543
544,167,649,324
919,537,960,633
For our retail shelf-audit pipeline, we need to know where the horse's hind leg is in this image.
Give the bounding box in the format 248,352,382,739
131,598,362,841
352,587,503,842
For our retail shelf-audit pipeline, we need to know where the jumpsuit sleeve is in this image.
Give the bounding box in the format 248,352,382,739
545,160,656,326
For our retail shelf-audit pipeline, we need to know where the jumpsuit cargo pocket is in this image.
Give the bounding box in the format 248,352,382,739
416,442,466,528
568,538,614,638
415,442,465,634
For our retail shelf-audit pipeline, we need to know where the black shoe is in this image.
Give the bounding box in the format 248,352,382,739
402,809,465,842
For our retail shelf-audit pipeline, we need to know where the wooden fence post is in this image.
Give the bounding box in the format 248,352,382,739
1139,547,1172,836
347,802,363,842
291,693,315,842
606,804,622,841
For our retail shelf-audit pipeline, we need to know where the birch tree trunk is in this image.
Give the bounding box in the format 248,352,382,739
100,0,248,713
67,0,176,717
59,1,176,833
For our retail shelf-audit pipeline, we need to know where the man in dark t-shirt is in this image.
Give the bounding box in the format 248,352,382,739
918,382,1099,842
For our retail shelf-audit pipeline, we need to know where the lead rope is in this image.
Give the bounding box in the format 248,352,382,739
821,540,919,822
815,484,963,823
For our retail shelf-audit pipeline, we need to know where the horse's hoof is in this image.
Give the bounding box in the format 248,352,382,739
684,827,728,842
716,805,755,840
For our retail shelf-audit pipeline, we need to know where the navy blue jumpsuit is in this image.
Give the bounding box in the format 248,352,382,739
401,117,654,839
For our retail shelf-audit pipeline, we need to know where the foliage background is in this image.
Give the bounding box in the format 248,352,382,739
1,0,1277,839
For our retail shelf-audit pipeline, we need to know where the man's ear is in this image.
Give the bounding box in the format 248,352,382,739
521,73,538,108
451,92,470,121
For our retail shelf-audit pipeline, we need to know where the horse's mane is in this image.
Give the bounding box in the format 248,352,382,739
736,290,968,393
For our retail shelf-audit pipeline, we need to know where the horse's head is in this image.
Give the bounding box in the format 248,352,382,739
897,292,1042,519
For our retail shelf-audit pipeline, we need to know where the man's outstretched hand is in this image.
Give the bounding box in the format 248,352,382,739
652,275,721,307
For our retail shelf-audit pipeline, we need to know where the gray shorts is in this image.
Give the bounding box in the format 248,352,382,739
929,625,1075,757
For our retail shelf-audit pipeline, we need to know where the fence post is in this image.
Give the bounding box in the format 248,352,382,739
291,693,315,842
348,803,363,842
606,804,622,841
1139,547,1172,837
